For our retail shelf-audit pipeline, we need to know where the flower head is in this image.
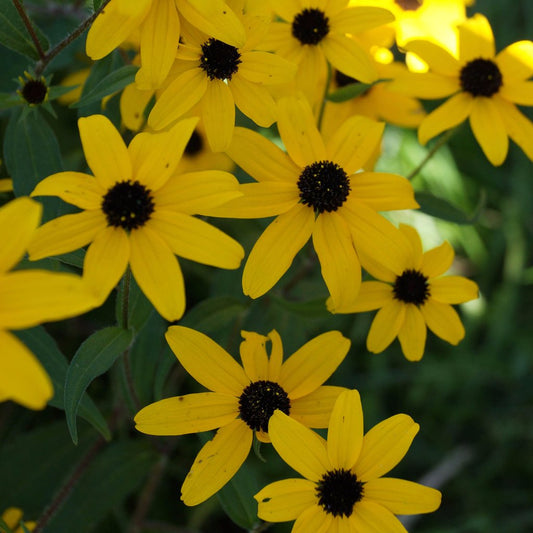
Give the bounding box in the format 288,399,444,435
255,389,441,531
134,326,350,505
28,115,244,321
333,223,479,360
1,507,36,533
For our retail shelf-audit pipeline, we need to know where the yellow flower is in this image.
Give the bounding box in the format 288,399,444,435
135,326,350,505
1,508,36,533
148,10,296,151
332,224,479,361
210,95,418,310
256,389,441,532
391,14,533,165
28,115,244,322
0,198,97,410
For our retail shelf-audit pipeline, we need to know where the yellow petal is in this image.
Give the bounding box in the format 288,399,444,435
312,213,361,313
202,79,235,152
458,13,495,63
367,299,405,354
0,197,41,273
129,226,185,321
420,240,454,278
326,115,384,175
330,6,393,34
242,205,315,298
128,117,199,190
327,390,363,470
280,331,350,400
0,178,13,192
2,508,23,529
31,171,103,210
497,97,533,161
155,170,242,214
120,83,154,131
350,500,407,533
230,75,277,127
470,96,509,166
402,40,460,77
277,96,327,167
332,281,393,314
181,419,252,505
496,40,533,82
83,226,130,304
28,210,106,261
269,410,330,482
134,392,238,435
351,172,418,211
430,276,479,304
255,478,317,522
397,305,427,362
420,299,465,345
269,0,301,22
78,115,132,189
293,505,332,533
499,80,533,105
0,330,53,410
165,325,249,396
364,477,441,515
226,127,301,183
355,414,419,481
85,0,151,59
135,0,180,90
390,71,460,100
290,386,346,428
148,210,243,269
398,223,423,268
267,329,283,382
239,331,269,382
239,51,296,85
418,92,473,145
148,68,207,131
321,33,377,84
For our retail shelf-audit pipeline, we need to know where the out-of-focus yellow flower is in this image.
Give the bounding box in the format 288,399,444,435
1,508,36,533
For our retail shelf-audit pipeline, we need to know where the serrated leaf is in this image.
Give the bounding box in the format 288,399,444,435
415,190,485,225
0,0,49,60
71,65,138,108
327,79,384,103
217,461,259,530
15,326,111,441
65,326,133,444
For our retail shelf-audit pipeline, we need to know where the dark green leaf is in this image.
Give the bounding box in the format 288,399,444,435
44,440,157,533
217,461,259,530
0,0,49,60
71,65,138,108
48,84,80,101
0,92,21,110
93,0,105,10
15,327,111,441
415,190,485,225
115,272,154,333
270,295,329,317
326,79,385,103
64,327,133,444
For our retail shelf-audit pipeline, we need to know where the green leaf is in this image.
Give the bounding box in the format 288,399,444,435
0,0,49,60
415,190,486,225
48,84,80,101
44,440,157,533
326,79,385,103
71,65,138,108
0,92,21,110
115,272,154,334
270,295,329,317
216,461,259,530
15,327,111,441
64,327,133,444
180,296,248,334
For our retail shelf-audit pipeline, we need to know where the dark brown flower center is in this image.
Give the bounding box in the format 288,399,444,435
297,160,350,214
101,180,155,230
21,79,47,104
200,38,241,81
292,8,330,46
239,380,291,432
395,0,423,10
316,469,365,517
460,58,502,97
393,269,430,305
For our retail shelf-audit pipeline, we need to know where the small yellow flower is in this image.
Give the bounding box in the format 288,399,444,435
1,508,36,533
332,224,479,361
135,326,350,505
256,389,441,532
28,115,244,321
0,198,97,410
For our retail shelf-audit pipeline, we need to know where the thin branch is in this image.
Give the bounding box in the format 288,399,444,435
12,0,46,60
406,128,456,180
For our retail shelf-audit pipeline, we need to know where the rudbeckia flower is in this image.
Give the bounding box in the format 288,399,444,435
147,11,297,151
28,115,244,322
135,326,350,505
209,95,418,310
0,197,97,410
332,224,479,361
1,507,36,532
256,389,441,532
391,13,533,165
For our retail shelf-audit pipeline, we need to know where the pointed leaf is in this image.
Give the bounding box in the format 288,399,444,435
415,190,485,225
327,79,386,103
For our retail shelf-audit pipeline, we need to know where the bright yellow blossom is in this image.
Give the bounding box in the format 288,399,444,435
1,508,36,533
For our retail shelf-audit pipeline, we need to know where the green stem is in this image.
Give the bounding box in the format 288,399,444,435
34,0,112,76
12,0,46,60
406,128,455,180
317,62,332,132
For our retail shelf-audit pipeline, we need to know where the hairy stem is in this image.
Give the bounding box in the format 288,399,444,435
12,0,46,60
